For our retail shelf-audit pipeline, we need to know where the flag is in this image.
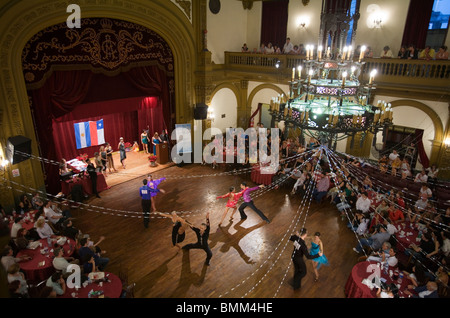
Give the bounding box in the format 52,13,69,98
74,119,105,149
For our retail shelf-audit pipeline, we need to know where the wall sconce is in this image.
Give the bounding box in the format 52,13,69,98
373,17,383,29
0,156,9,172
207,107,215,122
296,16,310,29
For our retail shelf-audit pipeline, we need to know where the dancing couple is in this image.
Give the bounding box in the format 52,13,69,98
216,182,270,225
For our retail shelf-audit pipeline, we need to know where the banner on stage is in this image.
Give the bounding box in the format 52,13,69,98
74,119,105,149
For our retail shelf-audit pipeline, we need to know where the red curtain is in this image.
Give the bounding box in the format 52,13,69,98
401,0,434,49
260,0,289,49
29,65,171,194
415,129,430,169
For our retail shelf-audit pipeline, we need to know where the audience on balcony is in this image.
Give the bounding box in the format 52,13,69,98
380,45,393,58
435,45,449,60
407,44,419,59
282,37,294,54
397,46,408,59
419,46,436,60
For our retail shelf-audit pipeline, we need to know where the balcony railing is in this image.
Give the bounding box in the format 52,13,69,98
224,52,450,91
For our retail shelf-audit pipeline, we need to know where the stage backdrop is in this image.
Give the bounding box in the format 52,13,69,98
23,18,175,194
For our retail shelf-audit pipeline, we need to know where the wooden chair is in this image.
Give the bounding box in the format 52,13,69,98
27,279,47,298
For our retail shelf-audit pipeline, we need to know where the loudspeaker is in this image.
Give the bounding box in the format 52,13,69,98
194,103,208,120
6,135,32,165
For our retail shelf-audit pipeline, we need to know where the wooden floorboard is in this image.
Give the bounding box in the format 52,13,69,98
69,157,360,298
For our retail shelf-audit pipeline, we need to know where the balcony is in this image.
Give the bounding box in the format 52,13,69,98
223,52,450,98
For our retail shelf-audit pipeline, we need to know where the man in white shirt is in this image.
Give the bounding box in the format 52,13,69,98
10,217,23,239
414,196,428,212
282,37,293,54
355,192,371,213
43,200,64,225
367,246,398,267
52,247,79,275
414,169,428,183
388,150,399,164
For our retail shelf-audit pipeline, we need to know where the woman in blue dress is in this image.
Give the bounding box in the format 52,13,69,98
309,232,329,282
152,132,161,155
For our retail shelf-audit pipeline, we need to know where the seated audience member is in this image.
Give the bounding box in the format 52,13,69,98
241,43,249,52
312,172,330,203
435,45,448,60
404,281,438,298
363,46,373,58
426,164,439,183
78,237,109,271
7,263,29,297
380,45,393,58
52,247,79,276
414,195,428,213
419,183,433,199
35,217,54,239
353,224,391,254
395,192,405,209
14,228,30,251
387,203,405,224
19,194,33,212
367,245,398,267
258,43,266,54
378,155,389,173
62,219,80,241
1,246,30,271
290,44,300,54
414,169,428,183
400,158,412,179
45,271,66,296
10,217,23,239
405,231,440,261
43,200,65,226
8,280,26,298
397,46,408,59
31,192,44,210
418,46,435,60
265,42,274,54
81,254,97,274
355,192,371,214
407,44,419,59
390,156,401,176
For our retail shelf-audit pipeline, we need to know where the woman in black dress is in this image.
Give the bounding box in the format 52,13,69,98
118,137,126,169
159,212,191,250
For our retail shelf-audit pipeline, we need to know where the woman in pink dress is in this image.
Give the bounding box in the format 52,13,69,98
216,186,244,226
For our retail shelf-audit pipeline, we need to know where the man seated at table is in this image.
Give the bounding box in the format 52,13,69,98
404,231,439,262
61,219,80,241
353,224,391,254
367,244,398,267
10,217,23,239
403,281,439,298
1,246,31,271
52,247,80,277
46,271,67,296
414,169,428,183
78,237,109,271
43,200,66,228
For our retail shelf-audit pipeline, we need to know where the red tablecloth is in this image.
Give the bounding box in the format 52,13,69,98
394,222,420,253
8,210,37,231
16,237,75,283
251,165,275,185
61,173,109,196
60,272,123,298
345,261,413,298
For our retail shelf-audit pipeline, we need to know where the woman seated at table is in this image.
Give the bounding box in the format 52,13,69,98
405,231,440,262
387,203,405,224
35,217,54,239
14,228,31,251
7,263,29,297
46,271,67,296
18,194,33,213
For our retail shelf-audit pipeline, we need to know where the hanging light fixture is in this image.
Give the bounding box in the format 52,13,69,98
269,47,393,149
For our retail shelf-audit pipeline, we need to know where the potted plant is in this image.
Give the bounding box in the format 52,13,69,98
148,154,157,167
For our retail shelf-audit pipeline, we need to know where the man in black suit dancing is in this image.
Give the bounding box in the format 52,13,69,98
182,212,212,265
289,227,321,289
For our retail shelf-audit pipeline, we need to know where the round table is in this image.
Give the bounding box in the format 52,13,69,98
394,222,420,253
16,237,75,283
60,272,123,298
345,261,413,298
251,165,275,185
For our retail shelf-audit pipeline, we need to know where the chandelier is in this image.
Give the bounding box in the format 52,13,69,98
269,45,394,148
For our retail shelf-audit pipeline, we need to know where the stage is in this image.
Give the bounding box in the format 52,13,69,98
86,149,175,190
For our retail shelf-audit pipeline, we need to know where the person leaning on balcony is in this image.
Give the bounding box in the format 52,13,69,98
380,45,393,58
241,43,249,52
363,46,373,58
265,42,275,54
407,44,419,59
419,46,435,60
397,46,408,59
435,45,449,60
258,43,266,54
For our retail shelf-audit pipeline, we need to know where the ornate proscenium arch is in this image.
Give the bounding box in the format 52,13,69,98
22,18,174,89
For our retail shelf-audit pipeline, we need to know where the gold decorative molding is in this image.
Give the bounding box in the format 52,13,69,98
171,0,192,23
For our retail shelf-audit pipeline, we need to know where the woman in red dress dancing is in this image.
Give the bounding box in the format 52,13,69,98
216,186,244,226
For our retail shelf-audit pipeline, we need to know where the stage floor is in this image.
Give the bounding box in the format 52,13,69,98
102,150,175,188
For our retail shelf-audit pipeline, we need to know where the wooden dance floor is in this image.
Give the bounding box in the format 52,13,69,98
70,158,359,298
